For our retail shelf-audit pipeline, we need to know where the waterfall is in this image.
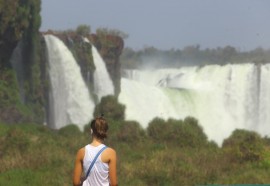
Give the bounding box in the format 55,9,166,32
91,45,114,101
259,64,270,135
119,63,269,145
44,35,95,130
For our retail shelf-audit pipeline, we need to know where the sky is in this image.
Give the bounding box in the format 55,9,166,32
40,0,270,51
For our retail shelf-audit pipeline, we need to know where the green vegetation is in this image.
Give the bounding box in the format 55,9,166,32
0,0,44,124
96,27,129,40
1,116,270,185
148,117,208,148
222,130,266,163
94,96,126,121
76,25,91,36
0,69,36,123
0,0,41,69
67,33,95,84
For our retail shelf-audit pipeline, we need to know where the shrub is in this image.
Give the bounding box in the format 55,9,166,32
147,117,208,148
58,124,81,137
94,96,125,121
117,121,146,143
182,116,208,147
147,117,167,142
222,129,265,163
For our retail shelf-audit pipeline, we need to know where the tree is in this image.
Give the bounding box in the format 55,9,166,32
96,27,128,40
76,24,91,36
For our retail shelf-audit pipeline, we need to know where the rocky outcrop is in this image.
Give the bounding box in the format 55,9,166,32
89,34,124,96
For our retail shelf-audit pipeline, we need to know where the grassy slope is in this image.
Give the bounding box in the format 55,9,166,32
0,122,270,186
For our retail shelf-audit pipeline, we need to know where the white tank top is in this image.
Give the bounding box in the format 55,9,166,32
82,144,109,186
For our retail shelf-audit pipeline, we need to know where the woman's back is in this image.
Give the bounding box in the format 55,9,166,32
82,144,109,186
73,117,117,186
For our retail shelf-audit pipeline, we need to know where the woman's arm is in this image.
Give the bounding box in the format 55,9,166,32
73,148,84,186
108,148,118,186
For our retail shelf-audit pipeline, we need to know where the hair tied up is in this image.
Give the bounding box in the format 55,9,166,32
90,115,108,139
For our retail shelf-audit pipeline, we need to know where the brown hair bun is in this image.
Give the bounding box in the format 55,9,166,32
90,116,108,139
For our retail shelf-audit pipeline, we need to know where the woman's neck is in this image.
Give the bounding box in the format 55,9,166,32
91,137,104,146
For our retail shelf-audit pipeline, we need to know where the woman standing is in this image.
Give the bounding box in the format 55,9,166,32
73,117,118,186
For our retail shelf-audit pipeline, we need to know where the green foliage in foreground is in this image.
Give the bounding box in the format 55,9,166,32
1,119,270,186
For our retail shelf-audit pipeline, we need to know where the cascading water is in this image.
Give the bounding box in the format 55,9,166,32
41,34,269,145
119,63,270,145
44,35,95,130
91,45,114,101
259,64,270,135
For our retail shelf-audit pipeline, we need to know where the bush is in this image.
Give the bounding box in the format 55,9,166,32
182,117,208,147
58,124,81,137
222,129,265,163
94,96,125,121
147,117,208,148
147,117,166,142
117,121,146,143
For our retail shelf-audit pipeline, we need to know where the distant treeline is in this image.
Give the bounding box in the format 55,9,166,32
120,45,270,69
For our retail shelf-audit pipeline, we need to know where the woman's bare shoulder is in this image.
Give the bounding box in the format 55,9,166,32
76,147,85,159
105,147,116,154
101,146,116,162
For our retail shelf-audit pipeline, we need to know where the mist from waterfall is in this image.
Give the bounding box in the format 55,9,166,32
44,35,95,130
91,45,115,101
119,63,270,145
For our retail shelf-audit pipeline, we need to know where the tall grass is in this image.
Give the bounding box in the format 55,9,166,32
0,119,270,185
